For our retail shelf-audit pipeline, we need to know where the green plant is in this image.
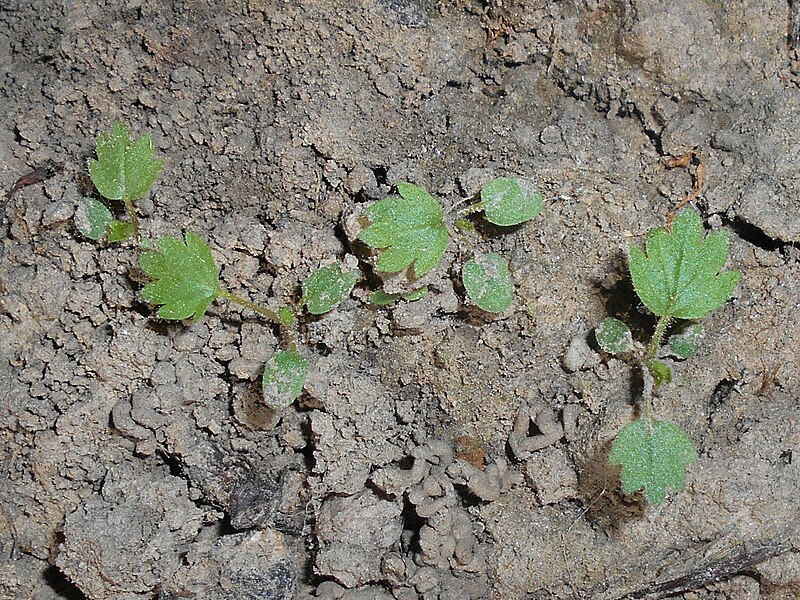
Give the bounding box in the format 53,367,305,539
138,232,357,408
77,122,362,411
357,177,542,313
598,210,741,505
358,182,449,278
79,124,545,410
76,121,164,242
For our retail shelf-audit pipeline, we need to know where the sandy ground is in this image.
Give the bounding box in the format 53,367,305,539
1,1,799,598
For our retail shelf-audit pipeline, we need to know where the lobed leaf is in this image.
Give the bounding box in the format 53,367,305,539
480,177,543,226
595,317,633,354
262,350,308,410
88,121,164,201
358,182,449,278
608,419,697,506
462,252,514,313
139,231,220,321
302,263,359,315
629,210,741,320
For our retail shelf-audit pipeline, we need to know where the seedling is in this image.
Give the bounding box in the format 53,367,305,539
357,177,542,313
358,182,449,278
138,232,358,408
77,126,546,410
74,121,369,410
76,122,164,242
598,210,741,505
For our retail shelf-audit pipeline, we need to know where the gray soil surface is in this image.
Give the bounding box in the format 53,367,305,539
1,1,799,599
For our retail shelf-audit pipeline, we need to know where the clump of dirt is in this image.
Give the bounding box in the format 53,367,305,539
1,1,798,599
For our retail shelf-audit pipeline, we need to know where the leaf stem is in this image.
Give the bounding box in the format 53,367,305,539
640,314,670,423
218,289,281,322
640,361,655,423
647,315,671,362
218,291,300,352
122,197,140,233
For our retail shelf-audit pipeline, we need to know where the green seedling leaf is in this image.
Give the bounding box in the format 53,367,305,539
139,231,220,321
277,306,296,326
88,121,164,201
402,286,429,302
629,210,741,320
369,286,429,306
668,323,704,359
609,419,697,506
455,217,474,231
106,219,135,242
358,182,449,278
462,252,514,313
370,290,400,306
595,317,634,354
302,263,359,315
262,350,308,410
75,197,113,240
480,177,543,227
646,358,672,386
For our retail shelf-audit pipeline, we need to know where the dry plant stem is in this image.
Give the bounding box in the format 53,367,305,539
218,289,281,322
123,197,140,232
610,538,794,600
664,150,706,227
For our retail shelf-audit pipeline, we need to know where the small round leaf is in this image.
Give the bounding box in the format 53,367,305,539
667,324,703,359
595,317,633,354
106,219,135,242
75,197,113,240
262,350,308,410
462,253,514,313
480,177,543,226
303,263,359,315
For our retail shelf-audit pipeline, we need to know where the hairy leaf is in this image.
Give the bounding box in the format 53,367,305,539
480,177,543,226
646,358,672,386
302,263,358,315
88,121,164,201
262,350,308,410
595,317,633,354
629,210,740,319
75,197,113,240
358,182,449,278
668,323,704,359
139,231,220,321
609,419,697,506
106,220,135,242
462,252,514,313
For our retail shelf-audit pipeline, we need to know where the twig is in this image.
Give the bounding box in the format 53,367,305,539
663,150,706,228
